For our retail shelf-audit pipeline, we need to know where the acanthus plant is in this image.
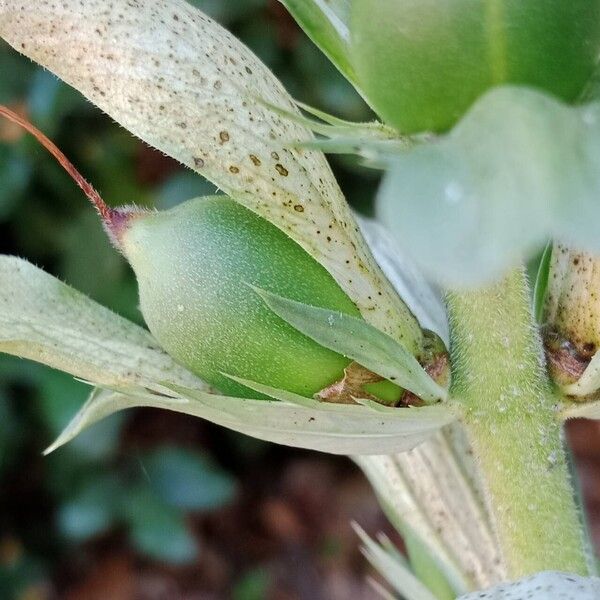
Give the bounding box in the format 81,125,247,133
2,1,600,598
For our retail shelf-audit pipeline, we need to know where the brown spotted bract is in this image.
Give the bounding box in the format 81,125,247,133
0,0,423,352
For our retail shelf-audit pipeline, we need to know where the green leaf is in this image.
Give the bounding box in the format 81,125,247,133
232,569,269,600
0,0,422,348
224,374,321,408
533,242,553,323
0,255,206,392
46,384,456,457
187,0,265,24
262,98,401,148
403,527,456,600
120,485,198,565
353,523,438,600
141,446,236,511
279,0,357,87
37,368,125,461
27,68,88,136
377,86,600,287
251,286,447,403
58,474,121,541
0,43,36,103
0,256,453,455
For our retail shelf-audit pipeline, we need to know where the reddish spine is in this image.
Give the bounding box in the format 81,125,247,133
0,105,128,238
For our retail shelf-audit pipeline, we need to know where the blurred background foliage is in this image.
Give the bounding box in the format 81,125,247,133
0,2,394,599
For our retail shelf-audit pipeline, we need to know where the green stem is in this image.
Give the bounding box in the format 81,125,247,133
447,268,589,578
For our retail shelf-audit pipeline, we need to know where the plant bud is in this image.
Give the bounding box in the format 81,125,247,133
0,106,402,401
544,244,600,386
118,196,365,398
350,0,600,133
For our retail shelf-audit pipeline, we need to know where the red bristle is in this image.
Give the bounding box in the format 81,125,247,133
0,105,114,224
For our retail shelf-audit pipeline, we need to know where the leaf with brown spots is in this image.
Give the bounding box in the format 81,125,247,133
0,0,423,353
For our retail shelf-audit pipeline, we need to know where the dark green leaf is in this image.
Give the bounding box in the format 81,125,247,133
120,485,199,565
58,475,121,541
141,446,236,511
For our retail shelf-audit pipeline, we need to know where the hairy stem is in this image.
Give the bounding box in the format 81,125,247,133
447,268,589,577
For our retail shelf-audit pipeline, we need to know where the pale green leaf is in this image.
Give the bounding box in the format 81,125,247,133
0,255,205,392
353,523,438,600
252,286,447,403
222,374,321,408
278,0,357,87
0,256,453,456
225,373,437,414
0,0,422,350
46,383,456,457
377,86,600,287
457,572,600,600
263,98,399,142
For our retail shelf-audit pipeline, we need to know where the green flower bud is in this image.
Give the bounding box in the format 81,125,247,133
118,196,362,398
350,0,600,133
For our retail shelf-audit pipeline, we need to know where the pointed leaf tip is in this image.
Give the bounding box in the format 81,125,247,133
252,286,447,403
0,255,205,392
47,381,455,457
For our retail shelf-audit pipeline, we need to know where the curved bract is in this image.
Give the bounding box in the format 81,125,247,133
350,0,600,133
121,196,362,398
